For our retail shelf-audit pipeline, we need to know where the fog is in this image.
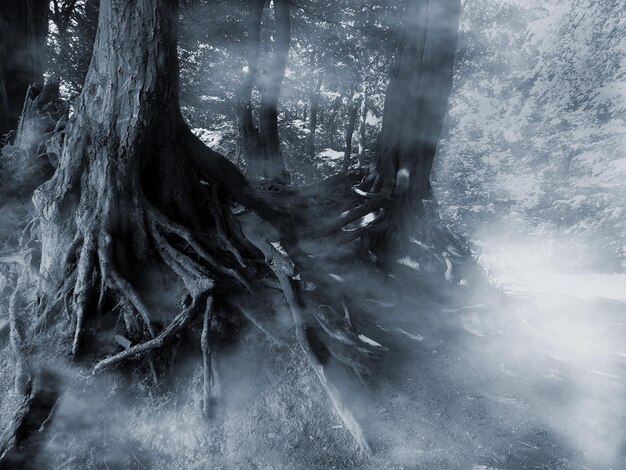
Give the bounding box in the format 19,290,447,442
1,0,625,468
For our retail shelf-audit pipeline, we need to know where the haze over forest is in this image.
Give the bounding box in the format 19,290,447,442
0,0,624,469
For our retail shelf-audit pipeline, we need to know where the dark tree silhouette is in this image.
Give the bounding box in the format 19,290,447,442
301,0,464,264
237,0,291,184
0,0,48,138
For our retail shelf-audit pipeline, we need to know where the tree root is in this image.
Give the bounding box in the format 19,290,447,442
242,229,373,455
201,297,216,418
22,128,378,456
94,294,210,372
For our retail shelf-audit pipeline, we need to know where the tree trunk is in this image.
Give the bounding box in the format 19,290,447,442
368,0,461,253
357,85,368,167
33,0,207,349
20,0,372,454
257,0,291,185
342,103,359,173
307,75,322,157
237,0,265,167
327,96,341,150
0,0,48,139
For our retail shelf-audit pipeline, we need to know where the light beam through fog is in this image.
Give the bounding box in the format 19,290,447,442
0,0,624,468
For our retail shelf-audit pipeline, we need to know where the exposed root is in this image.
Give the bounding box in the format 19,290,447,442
0,369,61,468
17,129,381,456
146,201,253,294
94,293,211,372
244,231,373,455
71,235,96,355
201,297,216,418
302,195,388,239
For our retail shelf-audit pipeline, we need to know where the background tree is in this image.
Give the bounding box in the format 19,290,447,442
237,0,291,184
48,0,99,94
0,0,48,138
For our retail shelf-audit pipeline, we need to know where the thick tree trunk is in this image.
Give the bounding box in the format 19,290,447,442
342,103,359,173
368,0,461,253
0,0,48,139
33,0,202,347
21,0,372,454
256,0,291,184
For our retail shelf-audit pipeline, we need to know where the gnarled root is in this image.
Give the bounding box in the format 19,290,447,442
31,129,378,455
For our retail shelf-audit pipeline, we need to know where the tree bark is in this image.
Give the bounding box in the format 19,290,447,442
257,0,291,184
237,0,265,166
20,0,372,454
33,0,205,343
368,0,461,253
0,0,48,139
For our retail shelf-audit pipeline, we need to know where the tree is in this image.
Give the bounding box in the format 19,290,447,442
343,0,462,257
0,0,48,138
1,0,375,461
48,0,99,94
342,99,359,173
237,0,291,184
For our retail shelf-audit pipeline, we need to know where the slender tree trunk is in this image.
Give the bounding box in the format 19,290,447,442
357,84,368,167
237,0,264,168
307,75,322,156
257,0,291,184
327,96,341,150
0,0,48,138
342,103,358,173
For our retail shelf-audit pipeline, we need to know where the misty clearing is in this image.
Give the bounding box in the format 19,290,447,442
1,0,625,469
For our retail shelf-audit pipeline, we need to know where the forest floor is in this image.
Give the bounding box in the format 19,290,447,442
0,161,624,469
2,239,624,469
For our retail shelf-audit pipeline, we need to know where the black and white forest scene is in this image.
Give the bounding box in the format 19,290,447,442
0,0,625,468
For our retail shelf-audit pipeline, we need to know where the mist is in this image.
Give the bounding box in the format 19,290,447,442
1,0,625,468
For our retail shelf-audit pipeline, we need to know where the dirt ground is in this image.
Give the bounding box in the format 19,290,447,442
2,260,624,469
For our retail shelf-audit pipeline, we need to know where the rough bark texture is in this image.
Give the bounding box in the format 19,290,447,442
9,0,374,456
0,0,48,139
